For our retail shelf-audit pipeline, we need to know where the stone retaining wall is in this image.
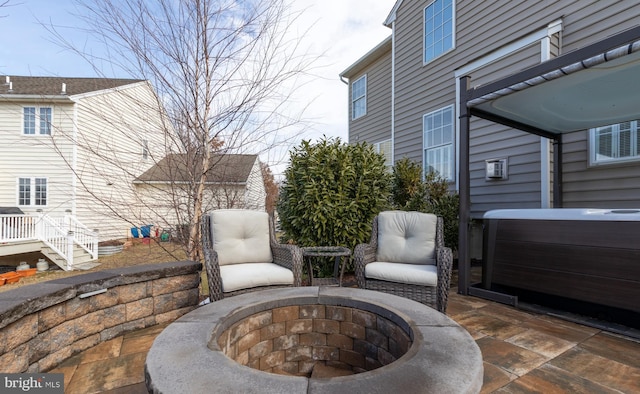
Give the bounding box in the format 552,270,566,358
0,260,201,373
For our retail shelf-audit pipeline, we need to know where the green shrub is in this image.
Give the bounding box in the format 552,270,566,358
389,160,459,251
390,157,429,211
425,171,459,251
277,137,391,253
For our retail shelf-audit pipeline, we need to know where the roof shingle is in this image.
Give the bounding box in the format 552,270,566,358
0,75,144,96
135,154,258,184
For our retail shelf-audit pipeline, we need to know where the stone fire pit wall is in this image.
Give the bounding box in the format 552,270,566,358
146,287,484,394
0,260,201,373
218,301,413,375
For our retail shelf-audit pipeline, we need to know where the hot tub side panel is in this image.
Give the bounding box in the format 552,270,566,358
484,218,640,313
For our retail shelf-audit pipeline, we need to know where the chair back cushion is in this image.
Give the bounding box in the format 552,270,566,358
376,211,437,265
210,209,273,265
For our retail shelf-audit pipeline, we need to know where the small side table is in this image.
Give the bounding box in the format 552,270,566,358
301,246,351,287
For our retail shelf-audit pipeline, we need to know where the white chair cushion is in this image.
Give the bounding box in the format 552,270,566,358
365,262,438,287
220,263,294,293
211,209,273,265
376,211,437,265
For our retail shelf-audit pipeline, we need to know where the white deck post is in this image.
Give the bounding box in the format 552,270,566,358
67,231,74,269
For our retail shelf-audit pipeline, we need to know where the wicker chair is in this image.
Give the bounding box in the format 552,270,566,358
201,209,303,301
354,211,453,313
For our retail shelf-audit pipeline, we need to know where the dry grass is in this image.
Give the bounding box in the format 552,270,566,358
0,239,189,293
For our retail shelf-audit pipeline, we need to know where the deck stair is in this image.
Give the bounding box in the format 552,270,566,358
0,213,98,271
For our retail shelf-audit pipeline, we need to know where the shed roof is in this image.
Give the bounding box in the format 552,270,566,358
134,154,258,184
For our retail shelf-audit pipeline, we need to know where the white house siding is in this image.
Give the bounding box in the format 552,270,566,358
136,159,266,229
134,181,260,233
0,100,76,217
348,0,640,218
131,183,245,229
72,82,169,239
244,158,266,211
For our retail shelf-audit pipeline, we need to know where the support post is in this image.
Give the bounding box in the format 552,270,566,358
92,229,99,260
67,231,74,269
553,135,563,207
36,209,44,240
65,209,72,233
458,76,472,295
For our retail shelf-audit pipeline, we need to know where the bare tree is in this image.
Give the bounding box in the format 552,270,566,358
0,1,13,18
45,0,314,260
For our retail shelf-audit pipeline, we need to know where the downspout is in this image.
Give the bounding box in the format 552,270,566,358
390,20,396,164
72,103,78,215
540,35,552,208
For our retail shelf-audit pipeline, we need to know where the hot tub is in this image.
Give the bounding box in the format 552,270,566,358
482,208,640,317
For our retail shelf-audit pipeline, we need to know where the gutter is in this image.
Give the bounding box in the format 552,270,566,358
0,94,74,102
132,180,247,185
339,35,392,79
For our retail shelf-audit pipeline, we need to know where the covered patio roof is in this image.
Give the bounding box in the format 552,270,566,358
457,25,640,296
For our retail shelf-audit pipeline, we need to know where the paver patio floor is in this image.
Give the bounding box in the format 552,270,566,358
50,289,640,393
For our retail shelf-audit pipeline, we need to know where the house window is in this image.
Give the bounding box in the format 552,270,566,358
591,120,640,164
424,0,454,64
423,105,454,180
352,75,367,119
35,178,47,205
18,178,31,205
374,139,392,168
23,106,52,135
18,177,47,206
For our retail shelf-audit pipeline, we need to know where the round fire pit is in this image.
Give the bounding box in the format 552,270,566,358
145,287,483,393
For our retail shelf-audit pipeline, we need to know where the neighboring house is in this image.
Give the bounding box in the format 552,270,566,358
340,1,640,220
133,153,266,230
0,75,167,269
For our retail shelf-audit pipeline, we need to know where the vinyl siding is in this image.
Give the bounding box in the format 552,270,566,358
562,129,640,208
72,82,169,239
348,48,392,146
0,101,75,216
134,182,250,230
465,44,544,216
558,0,640,208
245,158,266,211
349,0,640,217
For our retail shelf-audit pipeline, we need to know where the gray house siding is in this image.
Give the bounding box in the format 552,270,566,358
393,0,450,165
558,0,640,208
345,0,640,217
466,44,547,216
345,40,392,146
563,130,640,208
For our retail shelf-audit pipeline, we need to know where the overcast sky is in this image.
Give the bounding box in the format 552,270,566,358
0,0,396,174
